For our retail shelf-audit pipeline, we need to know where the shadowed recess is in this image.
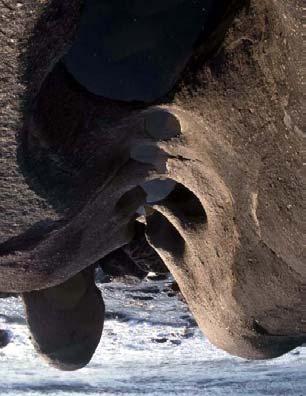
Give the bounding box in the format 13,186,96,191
64,0,230,102
0,329,11,349
115,186,147,218
162,183,207,226
146,211,185,258
22,267,105,371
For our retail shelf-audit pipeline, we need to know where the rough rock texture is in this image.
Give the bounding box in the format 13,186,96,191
0,0,82,243
151,0,305,358
23,266,104,371
0,0,305,368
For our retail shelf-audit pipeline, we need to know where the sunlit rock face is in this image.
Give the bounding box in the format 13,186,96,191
64,0,220,102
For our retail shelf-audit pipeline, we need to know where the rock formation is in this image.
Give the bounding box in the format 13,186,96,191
23,266,104,370
0,0,304,369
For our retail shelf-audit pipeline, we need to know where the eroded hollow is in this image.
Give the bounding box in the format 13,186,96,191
18,0,231,282
146,211,185,258
142,181,207,261
63,0,233,102
98,220,169,279
160,182,207,226
131,179,207,258
138,179,208,234
22,0,242,214
99,180,206,278
115,186,147,219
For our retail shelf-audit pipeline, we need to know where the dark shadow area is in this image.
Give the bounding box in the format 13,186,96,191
18,0,245,215
98,248,148,281
162,183,208,227
22,62,139,212
242,333,306,360
123,221,169,274
146,211,186,258
0,329,11,349
163,0,246,103
64,0,236,102
23,266,105,371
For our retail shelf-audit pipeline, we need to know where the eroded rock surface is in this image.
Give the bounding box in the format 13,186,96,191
0,0,82,244
23,266,104,371
0,0,304,370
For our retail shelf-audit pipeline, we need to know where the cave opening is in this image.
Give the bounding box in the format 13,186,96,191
22,0,235,244
100,180,208,281
63,0,232,102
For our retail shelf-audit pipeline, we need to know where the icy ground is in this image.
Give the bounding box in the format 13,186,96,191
0,276,305,396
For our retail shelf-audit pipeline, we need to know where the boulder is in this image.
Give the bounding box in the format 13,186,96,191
22,266,104,371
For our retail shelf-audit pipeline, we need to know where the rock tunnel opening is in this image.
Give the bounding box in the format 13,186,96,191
63,0,234,103
160,182,208,226
22,0,243,214
103,180,207,279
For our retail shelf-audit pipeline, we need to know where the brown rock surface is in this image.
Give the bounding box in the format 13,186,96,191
0,0,82,244
23,266,104,371
0,0,304,368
